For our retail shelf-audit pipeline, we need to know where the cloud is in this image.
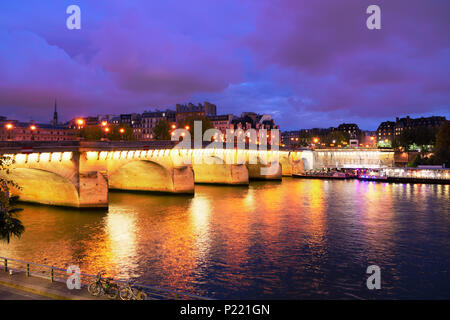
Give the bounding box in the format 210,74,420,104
0,0,449,129
243,0,450,121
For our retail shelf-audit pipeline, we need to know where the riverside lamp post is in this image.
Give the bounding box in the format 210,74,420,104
30,124,37,141
5,123,14,140
76,118,85,129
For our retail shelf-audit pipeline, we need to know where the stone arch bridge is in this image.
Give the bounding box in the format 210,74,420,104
0,142,311,208
0,142,393,208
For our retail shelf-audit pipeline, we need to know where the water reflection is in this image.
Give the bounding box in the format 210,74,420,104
0,180,449,299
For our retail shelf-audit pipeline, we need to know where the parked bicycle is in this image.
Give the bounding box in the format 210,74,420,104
88,272,119,299
119,280,148,300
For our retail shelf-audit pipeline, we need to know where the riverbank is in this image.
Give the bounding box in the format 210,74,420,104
0,270,94,300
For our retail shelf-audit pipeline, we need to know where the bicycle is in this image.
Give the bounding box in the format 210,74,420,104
119,280,148,300
88,272,119,299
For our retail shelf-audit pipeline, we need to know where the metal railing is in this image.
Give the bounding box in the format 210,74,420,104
0,256,211,300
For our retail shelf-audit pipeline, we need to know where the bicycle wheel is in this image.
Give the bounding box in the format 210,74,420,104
107,286,119,300
88,283,102,296
119,288,131,300
136,291,148,300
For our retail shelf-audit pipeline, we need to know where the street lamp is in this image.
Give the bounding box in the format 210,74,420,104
119,128,125,140
76,118,85,129
5,123,13,140
30,124,37,141
102,127,110,141
101,121,108,127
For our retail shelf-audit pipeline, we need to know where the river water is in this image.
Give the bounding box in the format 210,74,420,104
1,179,449,299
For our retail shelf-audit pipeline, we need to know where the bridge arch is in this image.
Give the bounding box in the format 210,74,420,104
108,159,194,194
4,167,80,207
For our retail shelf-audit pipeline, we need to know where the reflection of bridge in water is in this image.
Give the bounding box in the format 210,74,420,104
0,142,394,208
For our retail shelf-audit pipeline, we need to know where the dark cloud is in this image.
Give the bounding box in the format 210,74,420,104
0,0,448,129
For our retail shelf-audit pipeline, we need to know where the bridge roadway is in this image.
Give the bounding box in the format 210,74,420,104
0,141,393,208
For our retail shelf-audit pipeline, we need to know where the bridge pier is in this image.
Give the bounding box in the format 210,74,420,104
247,161,282,180
1,151,109,209
192,163,249,185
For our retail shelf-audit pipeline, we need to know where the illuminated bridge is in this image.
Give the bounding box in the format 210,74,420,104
0,141,394,208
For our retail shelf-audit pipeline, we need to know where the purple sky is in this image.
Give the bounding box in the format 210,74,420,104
0,0,449,130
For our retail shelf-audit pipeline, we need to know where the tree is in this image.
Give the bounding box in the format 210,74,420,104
0,195,24,243
0,156,24,243
78,124,135,141
152,119,171,140
323,131,350,145
433,121,450,167
107,124,135,141
395,126,436,151
78,125,103,141
178,116,213,136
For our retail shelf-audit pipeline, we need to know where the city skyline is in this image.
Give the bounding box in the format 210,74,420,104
1,102,446,133
0,1,449,131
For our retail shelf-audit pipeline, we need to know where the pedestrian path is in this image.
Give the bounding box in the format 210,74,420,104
0,270,96,300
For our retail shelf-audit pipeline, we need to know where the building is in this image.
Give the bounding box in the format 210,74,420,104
394,115,446,137
376,115,446,147
141,110,176,140
281,130,301,147
119,113,142,139
337,123,361,138
1,118,76,141
208,114,234,133
376,121,395,145
230,113,280,144
175,101,217,123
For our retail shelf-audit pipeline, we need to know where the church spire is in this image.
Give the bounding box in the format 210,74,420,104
52,99,58,126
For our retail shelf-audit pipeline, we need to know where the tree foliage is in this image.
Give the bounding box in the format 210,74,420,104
178,116,213,136
152,119,172,140
78,124,135,141
433,121,450,167
293,130,350,147
395,126,436,150
0,156,24,243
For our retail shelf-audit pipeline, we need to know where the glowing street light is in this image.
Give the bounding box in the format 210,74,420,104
5,123,14,140
76,118,85,129
171,124,176,129
104,127,110,133
29,124,37,141
185,125,190,130
313,138,319,144
119,128,125,140
101,121,108,127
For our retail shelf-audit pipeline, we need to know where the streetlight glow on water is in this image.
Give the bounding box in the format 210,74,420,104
1,179,449,299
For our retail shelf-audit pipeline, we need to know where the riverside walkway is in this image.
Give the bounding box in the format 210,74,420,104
0,256,210,300
0,270,93,300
